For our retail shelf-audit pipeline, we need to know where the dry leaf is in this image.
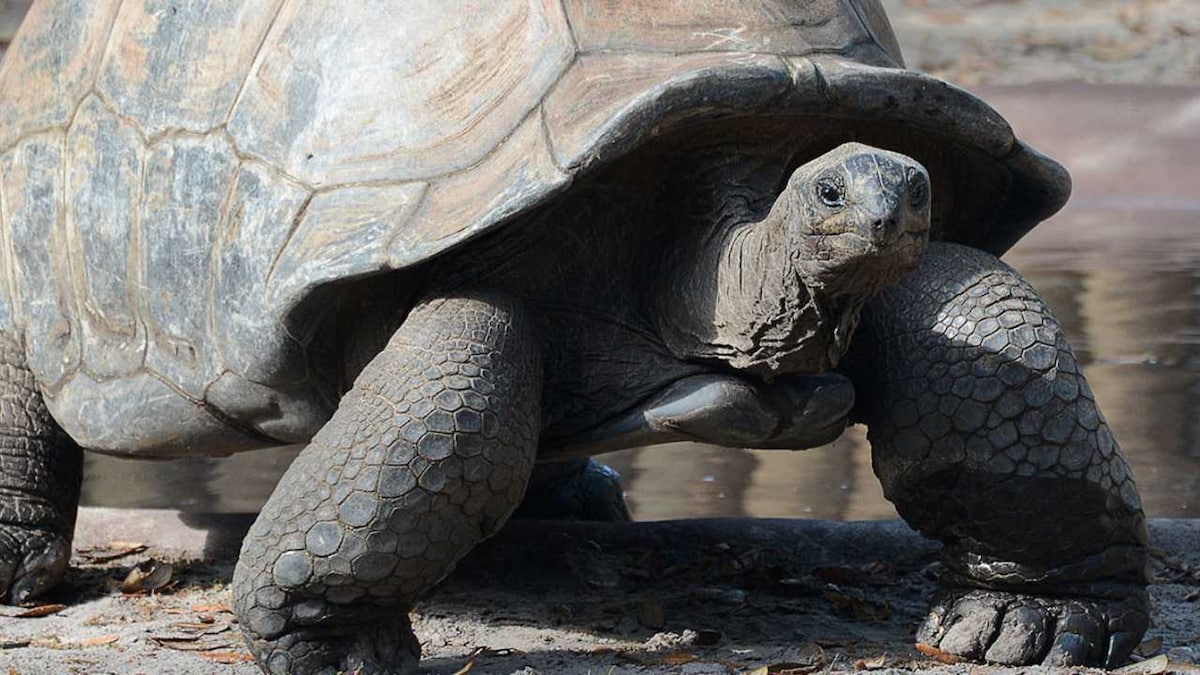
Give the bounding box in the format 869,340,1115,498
122,559,174,594
915,643,963,664
1135,637,1163,657
198,651,255,664
824,589,891,621
15,604,68,618
79,634,120,647
151,635,212,652
1115,655,1169,675
660,651,698,666
855,654,889,670
82,542,148,563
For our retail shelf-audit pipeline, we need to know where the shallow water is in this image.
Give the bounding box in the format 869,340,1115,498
81,84,1200,519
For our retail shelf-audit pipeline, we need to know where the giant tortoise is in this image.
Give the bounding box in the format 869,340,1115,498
0,1,1147,672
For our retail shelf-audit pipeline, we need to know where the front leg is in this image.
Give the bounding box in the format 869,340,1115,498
0,332,83,604
850,243,1148,667
233,293,540,674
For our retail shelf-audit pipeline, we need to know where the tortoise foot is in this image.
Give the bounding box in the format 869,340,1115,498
917,586,1149,667
246,604,419,675
0,525,71,604
517,459,631,522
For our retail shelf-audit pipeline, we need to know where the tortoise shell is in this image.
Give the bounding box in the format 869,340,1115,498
0,0,1068,455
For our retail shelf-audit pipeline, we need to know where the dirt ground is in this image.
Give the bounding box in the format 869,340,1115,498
2,513,1198,675
1,2,1198,675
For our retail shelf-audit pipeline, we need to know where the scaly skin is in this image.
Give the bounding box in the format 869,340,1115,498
849,243,1148,667
233,293,541,674
516,458,631,522
0,333,83,605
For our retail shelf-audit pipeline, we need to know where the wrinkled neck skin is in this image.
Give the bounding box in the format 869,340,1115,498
654,159,848,378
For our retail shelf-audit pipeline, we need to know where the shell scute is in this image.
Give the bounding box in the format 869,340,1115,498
227,0,575,187
96,0,284,137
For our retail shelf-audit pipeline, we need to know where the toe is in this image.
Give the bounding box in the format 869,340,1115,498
984,602,1050,665
936,594,1002,661
1044,632,1092,666
1043,602,1105,666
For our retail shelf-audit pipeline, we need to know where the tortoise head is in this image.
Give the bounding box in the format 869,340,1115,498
784,142,931,291
654,142,931,377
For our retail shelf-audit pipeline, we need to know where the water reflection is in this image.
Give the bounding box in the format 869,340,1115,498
81,85,1200,519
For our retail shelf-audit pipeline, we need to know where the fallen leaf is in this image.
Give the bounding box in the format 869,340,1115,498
82,542,148,563
1136,637,1164,657
915,643,963,664
122,559,174,594
855,654,889,670
661,651,697,666
151,635,210,651
15,604,68,618
198,651,255,664
824,589,890,621
79,634,120,647
1115,655,1169,674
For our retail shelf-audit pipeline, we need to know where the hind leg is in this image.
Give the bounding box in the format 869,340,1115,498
0,332,83,604
233,293,541,674
850,243,1148,667
515,458,631,521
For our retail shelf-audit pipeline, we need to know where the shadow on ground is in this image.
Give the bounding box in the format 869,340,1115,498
1,513,1197,674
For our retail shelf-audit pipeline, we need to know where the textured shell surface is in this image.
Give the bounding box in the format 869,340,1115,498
0,0,1062,456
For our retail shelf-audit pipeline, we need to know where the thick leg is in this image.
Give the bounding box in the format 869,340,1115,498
233,293,541,675
848,243,1148,667
0,333,83,604
515,458,631,521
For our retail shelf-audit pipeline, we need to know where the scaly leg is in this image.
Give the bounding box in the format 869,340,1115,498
233,293,541,674
516,458,631,521
850,243,1148,667
0,332,82,604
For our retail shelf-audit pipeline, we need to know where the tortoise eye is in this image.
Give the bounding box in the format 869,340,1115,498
908,171,928,209
816,176,845,209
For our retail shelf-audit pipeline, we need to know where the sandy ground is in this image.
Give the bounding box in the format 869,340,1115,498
2,512,1198,675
